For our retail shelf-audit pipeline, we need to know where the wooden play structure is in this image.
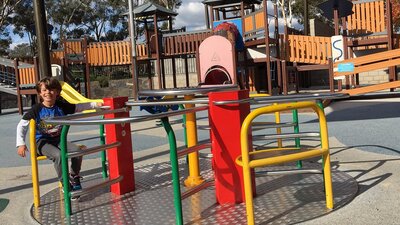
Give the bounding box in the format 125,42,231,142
2,0,400,113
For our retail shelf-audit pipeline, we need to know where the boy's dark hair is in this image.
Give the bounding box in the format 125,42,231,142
36,77,62,93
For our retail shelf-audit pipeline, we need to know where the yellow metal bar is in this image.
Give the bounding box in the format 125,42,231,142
183,94,204,187
239,101,334,224
29,120,40,208
314,101,334,209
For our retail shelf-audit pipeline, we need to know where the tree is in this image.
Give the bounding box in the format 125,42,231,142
46,0,92,45
0,0,22,29
0,0,23,53
8,42,33,58
276,0,325,29
393,0,400,31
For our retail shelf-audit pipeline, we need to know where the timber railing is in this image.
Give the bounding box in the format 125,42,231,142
333,48,400,78
346,0,386,37
50,30,212,66
285,34,332,65
162,29,212,56
243,8,278,42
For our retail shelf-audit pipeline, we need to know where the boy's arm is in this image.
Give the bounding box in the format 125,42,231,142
74,102,103,113
16,119,30,157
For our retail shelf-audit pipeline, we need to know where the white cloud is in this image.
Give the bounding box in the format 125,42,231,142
174,1,206,31
174,1,303,33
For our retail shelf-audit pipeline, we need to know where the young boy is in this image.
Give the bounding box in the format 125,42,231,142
16,77,102,192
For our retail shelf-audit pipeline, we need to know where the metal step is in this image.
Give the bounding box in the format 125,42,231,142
252,132,320,141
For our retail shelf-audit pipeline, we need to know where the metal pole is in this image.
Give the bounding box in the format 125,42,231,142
303,0,309,35
33,0,52,78
128,0,139,100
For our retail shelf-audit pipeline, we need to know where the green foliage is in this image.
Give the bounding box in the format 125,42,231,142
96,75,109,88
290,0,326,25
8,43,33,59
0,38,11,57
110,69,130,79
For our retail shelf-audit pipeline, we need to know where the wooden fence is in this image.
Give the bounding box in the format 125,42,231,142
17,65,36,86
163,30,212,56
286,35,332,65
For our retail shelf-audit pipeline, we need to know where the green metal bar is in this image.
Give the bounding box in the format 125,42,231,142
99,123,108,178
60,125,71,217
178,104,189,171
317,100,325,161
161,117,183,225
316,100,327,186
293,109,302,168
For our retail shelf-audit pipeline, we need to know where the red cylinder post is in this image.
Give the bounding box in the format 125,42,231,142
208,89,255,203
104,97,135,195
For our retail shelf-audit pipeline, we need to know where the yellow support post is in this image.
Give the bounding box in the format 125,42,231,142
29,120,40,208
183,94,204,187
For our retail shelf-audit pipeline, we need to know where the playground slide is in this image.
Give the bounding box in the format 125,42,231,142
60,81,103,104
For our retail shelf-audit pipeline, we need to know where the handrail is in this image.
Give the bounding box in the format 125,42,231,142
49,107,127,121
333,49,400,78
45,106,209,126
126,98,209,107
177,142,211,158
213,93,349,105
67,141,121,158
70,176,123,198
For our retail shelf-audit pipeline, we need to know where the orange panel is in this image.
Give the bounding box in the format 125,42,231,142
244,16,254,33
379,1,385,32
361,4,366,33
255,11,264,30
356,4,361,33
365,3,371,32
370,2,376,33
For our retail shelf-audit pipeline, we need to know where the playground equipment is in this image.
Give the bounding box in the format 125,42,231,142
59,81,103,104
37,90,348,224
237,101,333,225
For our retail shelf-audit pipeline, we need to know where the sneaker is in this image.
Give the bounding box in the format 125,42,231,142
60,181,80,201
70,174,82,191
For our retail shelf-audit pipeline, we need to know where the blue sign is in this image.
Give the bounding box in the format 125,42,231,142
337,63,354,72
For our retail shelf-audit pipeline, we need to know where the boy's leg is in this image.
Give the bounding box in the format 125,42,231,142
67,142,84,176
38,140,63,182
67,142,84,191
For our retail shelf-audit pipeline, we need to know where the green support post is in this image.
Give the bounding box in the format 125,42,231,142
99,123,108,178
161,117,183,225
293,109,302,168
178,104,189,171
60,125,71,217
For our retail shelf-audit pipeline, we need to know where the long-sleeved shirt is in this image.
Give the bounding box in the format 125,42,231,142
16,99,98,147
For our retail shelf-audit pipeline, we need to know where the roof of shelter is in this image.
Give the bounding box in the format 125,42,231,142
202,0,262,6
126,2,178,20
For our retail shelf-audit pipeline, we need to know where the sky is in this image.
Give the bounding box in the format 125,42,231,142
9,0,302,49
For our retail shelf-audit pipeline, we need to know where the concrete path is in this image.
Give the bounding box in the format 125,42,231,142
1,98,400,224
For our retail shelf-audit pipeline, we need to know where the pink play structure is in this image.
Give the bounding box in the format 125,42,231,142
198,35,237,86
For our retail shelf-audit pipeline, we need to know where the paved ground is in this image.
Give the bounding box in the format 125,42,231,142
1,97,400,224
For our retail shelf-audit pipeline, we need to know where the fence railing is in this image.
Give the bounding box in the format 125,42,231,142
244,9,268,41
286,34,332,65
18,65,36,86
162,30,212,56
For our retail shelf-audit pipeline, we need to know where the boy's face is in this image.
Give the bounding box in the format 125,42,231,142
39,83,60,106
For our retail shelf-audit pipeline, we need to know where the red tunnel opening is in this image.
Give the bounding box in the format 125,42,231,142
204,66,232,85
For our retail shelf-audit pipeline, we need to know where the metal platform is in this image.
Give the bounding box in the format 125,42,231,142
31,159,358,225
